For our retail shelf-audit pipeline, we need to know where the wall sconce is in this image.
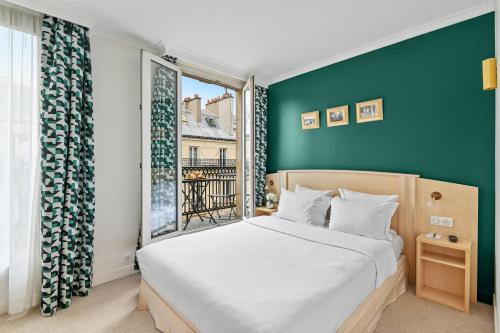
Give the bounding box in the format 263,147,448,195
265,180,275,193
426,191,442,207
482,57,497,91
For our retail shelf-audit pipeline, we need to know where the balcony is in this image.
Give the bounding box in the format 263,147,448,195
182,158,236,167
181,160,237,230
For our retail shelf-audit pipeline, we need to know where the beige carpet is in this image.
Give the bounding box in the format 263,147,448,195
0,273,494,333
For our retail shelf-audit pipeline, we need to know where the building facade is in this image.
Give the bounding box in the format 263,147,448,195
181,93,236,166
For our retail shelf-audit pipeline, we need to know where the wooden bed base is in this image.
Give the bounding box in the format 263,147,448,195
138,256,408,333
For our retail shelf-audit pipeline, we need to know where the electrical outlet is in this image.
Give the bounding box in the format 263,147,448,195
439,216,453,227
122,252,135,264
430,215,453,228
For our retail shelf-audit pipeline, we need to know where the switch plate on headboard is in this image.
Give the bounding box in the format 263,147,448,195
430,216,454,227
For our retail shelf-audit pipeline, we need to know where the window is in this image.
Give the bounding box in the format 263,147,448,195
189,146,198,166
0,8,41,315
219,148,227,166
205,117,217,128
242,77,255,217
141,51,184,243
180,75,240,231
0,25,39,269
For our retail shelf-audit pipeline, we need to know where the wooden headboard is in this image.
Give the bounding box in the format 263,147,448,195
265,169,478,301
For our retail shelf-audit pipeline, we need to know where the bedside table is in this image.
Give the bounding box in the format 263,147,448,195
255,206,278,216
416,233,471,313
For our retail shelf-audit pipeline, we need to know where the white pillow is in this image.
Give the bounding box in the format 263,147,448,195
294,185,332,226
276,190,330,226
295,184,335,197
329,197,398,240
387,229,398,242
276,190,314,224
339,188,398,204
309,195,331,227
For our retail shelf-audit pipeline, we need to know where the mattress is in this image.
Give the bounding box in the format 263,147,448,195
137,216,400,333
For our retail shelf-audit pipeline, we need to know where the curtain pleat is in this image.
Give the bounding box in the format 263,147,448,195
254,85,268,207
40,14,95,317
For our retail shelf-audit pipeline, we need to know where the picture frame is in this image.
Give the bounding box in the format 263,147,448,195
326,105,349,127
301,111,320,130
356,98,383,123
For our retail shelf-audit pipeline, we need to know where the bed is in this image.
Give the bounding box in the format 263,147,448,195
137,170,421,332
137,216,407,333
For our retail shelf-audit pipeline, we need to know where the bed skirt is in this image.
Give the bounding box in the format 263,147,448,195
138,255,408,333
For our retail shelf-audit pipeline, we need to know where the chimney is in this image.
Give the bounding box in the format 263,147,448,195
183,94,202,122
206,92,234,135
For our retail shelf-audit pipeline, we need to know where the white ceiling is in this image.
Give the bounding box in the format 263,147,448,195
11,0,494,86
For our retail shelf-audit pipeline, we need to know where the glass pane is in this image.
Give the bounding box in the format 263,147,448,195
243,87,252,217
150,61,178,237
0,27,38,266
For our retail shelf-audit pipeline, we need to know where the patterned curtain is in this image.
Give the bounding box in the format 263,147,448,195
40,15,95,317
254,85,268,206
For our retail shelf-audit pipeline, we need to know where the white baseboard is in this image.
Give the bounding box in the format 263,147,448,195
92,265,136,286
495,294,498,333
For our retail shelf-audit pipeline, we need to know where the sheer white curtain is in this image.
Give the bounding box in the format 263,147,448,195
0,1,42,316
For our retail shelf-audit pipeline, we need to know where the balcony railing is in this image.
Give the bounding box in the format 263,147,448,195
182,158,236,167
182,165,236,180
181,163,237,229
182,177,235,215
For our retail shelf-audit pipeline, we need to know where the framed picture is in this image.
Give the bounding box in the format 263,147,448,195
326,105,349,127
301,111,320,130
356,98,383,123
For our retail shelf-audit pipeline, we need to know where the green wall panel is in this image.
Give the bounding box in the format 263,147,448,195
267,13,495,303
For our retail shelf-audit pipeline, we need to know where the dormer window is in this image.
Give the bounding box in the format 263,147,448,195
205,117,217,127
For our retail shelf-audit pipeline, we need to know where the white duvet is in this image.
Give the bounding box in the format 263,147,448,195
137,216,399,333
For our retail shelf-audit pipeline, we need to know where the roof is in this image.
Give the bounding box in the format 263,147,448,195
181,108,235,141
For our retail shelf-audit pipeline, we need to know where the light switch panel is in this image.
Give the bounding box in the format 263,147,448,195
430,216,440,226
430,215,454,227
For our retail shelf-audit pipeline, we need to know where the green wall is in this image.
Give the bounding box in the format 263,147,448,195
267,13,495,303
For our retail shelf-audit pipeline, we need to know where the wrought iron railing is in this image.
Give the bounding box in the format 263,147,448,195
182,158,236,167
182,166,236,180
181,165,237,228
181,177,236,228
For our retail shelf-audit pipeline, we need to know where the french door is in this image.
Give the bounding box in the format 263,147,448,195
141,50,182,245
241,76,255,218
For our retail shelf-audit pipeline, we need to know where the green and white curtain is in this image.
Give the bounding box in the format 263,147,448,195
255,85,268,206
40,15,95,317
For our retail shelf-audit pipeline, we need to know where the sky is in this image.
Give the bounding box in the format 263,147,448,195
182,76,236,113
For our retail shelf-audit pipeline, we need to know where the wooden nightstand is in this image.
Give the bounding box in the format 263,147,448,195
255,206,278,216
416,233,471,313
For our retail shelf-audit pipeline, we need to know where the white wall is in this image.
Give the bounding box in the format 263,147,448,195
91,33,142,285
